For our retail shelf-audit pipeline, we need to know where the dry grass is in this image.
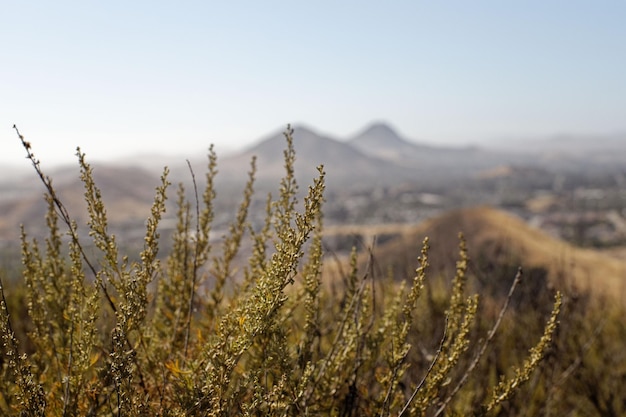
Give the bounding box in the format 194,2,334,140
324,206,626,304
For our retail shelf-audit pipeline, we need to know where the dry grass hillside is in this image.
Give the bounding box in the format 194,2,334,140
324,206,626,304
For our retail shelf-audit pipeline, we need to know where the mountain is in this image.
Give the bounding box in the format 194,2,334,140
213,125,418,191
119,124,626,189
347,122,427,160
207,122,530,195
347,122,527,177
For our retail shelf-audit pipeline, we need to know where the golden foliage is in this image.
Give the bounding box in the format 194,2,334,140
0,125,566,416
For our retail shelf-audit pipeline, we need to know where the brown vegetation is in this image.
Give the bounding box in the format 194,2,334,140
1,126,624,416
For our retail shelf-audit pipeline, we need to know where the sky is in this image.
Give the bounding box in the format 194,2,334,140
2,1,625,167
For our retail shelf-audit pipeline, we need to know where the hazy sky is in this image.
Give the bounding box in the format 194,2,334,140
2,1,625,166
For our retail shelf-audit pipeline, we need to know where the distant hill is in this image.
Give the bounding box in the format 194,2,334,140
324,206,626,304
9,121,617,199
204,122,535,195
488,132,626,171
0,164,163,243
213,125,418,191
347,122,525,177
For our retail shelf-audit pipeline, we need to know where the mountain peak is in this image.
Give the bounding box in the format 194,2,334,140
363,121,399,133
347,121,423,161
350,122,405,144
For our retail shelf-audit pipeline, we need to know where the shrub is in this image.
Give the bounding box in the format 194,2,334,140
0,126,561,416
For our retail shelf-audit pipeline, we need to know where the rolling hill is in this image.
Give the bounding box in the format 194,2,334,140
323,206,626,304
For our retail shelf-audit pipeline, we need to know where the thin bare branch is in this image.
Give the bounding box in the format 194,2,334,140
13,125,117,313
184,159,201,358
398,317,449,417
433,267,523,417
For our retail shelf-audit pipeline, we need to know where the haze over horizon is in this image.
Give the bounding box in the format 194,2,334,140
3,1,625,166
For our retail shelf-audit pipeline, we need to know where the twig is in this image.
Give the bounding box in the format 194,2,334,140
12,125,117,314
303,239,376,404
433,267,523,417
183,159,200,358
555,317,605,386
398,317,449,417
379,337,399,417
